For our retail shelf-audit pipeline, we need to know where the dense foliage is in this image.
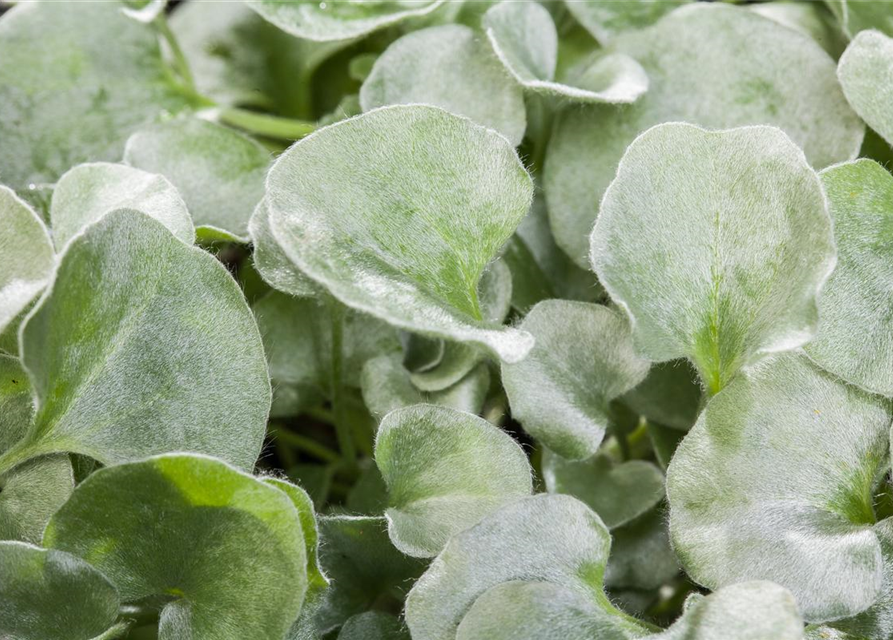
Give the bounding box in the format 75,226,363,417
2,0,893,638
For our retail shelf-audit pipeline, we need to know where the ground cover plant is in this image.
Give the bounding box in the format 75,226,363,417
3,0,893,637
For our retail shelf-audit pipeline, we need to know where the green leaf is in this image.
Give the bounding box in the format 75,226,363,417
502,301,650,459
804,160,893,395
591,123,835,395
621,361,703,432
547,3,863,267
405,494,653,640
0,541,120,640
50,162,194,250
0,187,54,336
4,210,270,473
338,612,410,640
264,477,326,591
838,30,893,147
825,0,893,38
265,105,535,363
605,509,679,591
360,25,526,146
749,1,848,58
124,118,270,241
375,404,532,557
44,454,307,640
248,0,444,42
249,199,318,298
483,2,647,104
647,422,686,471
667,353,890,622
542,450,664,529
0,2,190,193
564,0,689,44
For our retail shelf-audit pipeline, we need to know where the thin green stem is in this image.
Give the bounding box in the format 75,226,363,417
305,405,335,424
328,297,356,466
217,107,316,141
274,428,340,464
154,14,194,91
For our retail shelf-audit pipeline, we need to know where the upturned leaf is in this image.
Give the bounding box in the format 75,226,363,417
50,162,194,249
502,301,650,459
360,25,526,146
547,3,863,266
591,123,835,394
838,30,893,147
124,118,270,241
563,0,689,44
44,454,308,640
667,353,891,622
3,210,270,473
0,541,120,640
375,404,532,557
264,105,535,363
249,199,318,298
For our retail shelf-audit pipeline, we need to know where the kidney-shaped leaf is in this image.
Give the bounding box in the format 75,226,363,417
375,404,532,557
591,123,835,395
50,162,194,249
265,105,535,363
838,30,893,147
44,454,307,640
0,541,120,640
0,210,270,474
502,301,650,459
667,353,891,622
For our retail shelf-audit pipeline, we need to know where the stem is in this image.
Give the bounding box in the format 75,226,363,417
328,297,356,466
154,14,194,91
274,428,340,463
305,405,335,425
216,107,316,141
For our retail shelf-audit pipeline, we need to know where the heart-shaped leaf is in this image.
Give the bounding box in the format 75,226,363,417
621,360,703,432
564,0,689,44
667,353,890,622
375,404,532,557
838,30,893,147
0,187,54,335
591,123,835,395
0,210,270,474
44,453,308,640
542,450,664,529
0,541,121,640
264,105,535,363
502,301,650,459
483,2,648,104
50,162,194,249
0,2,190,194
360,25,526,146
124,118,270,241
804,160,893,395
547,3,862,266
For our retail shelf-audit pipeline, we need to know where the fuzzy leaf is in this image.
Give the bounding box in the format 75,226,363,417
547,3,863,266
0,541,120,640
360,25,526,146
838,30,893,147
605,509,679,590
749,1,848,58
375,404,532,557
667,353,890,622
5,210,270,473
0,2,189,193
0,187,54,335
265,105,535,363
44,454,307,640
483,2,647,103
264,477,326,591
621,360,703,432
502,301,650,459
50,162,194,249
124,118,269,241
249,199,318,298
338,612,410,640
564,0,689,44
591,123,835,394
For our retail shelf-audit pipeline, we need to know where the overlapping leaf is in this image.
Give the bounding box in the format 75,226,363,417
564,0,689,44
838,30,893,147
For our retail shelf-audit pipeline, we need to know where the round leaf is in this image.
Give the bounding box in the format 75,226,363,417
591,123,835,394
375,404,532,557
838,30,893,147
265,105,535,363
249,199,318,298
502,301,650,459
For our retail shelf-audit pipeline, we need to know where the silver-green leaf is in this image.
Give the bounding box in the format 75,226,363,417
838,30,893,147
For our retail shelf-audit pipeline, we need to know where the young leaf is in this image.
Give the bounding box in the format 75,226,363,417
375,404,532,557
502,301,650,459
247,0,444,42
804,160,893,395
44,453,307,640
124,118,270,241
564,0,689,44
5,210,270,473
483,2,648,104
838,30,893,147
621,361,703,432
338,612,410,640
264,105,535,363
667,353,890,622
0,541,120,640
547,3,863,266
591,123,835,395
0,186,54,335
405,494,653,640
0,2,190,193
359,25,526,146
50,162,194,249
249,199,318,298
542,450,664,529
